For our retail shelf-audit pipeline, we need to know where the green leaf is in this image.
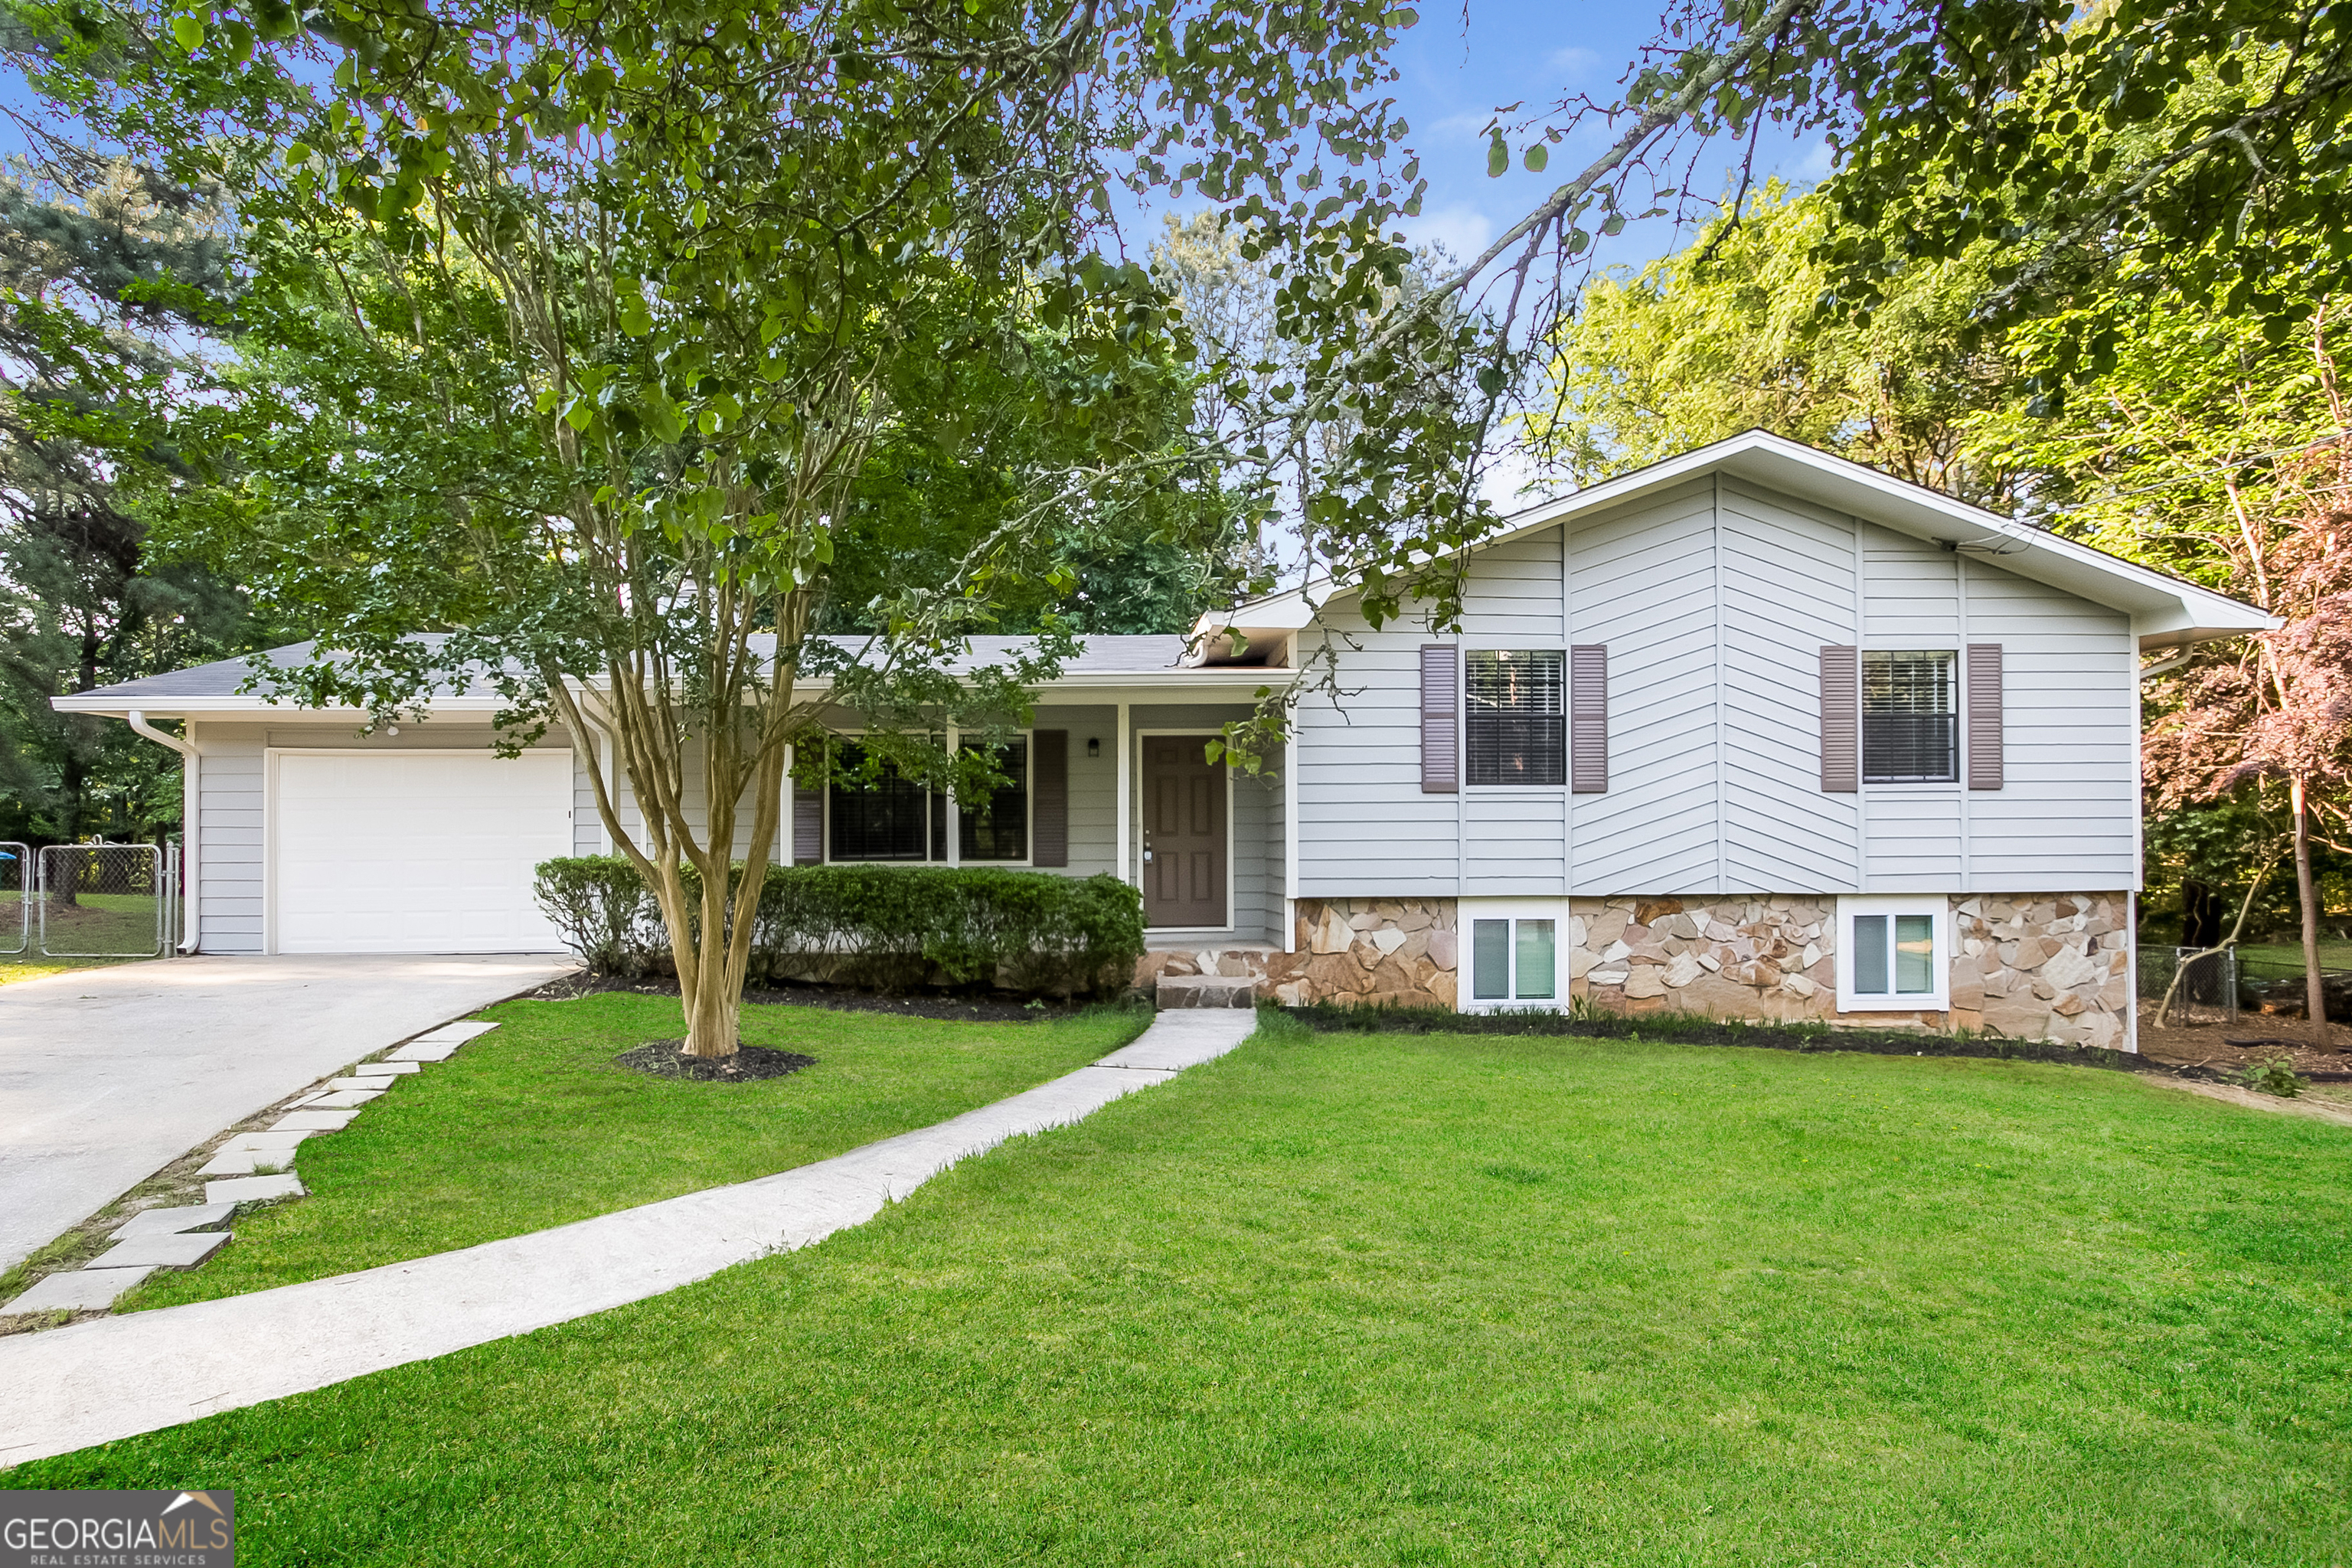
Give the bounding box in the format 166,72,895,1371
1487,133,1509,178
1523,143,1547,174
170,12,204,50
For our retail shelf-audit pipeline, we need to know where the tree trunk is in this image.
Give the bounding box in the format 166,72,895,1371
2293,773,2328,1040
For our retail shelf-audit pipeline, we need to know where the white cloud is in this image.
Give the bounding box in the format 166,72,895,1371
1400,203,1496,264
1546,45,1604,83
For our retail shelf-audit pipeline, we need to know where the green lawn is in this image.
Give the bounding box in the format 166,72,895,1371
2237,941,2352,973
128,992,1149,1310
0,888,162,982
19,1021,2351,1565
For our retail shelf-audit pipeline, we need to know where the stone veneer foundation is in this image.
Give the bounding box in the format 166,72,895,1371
1137,891,2134,1047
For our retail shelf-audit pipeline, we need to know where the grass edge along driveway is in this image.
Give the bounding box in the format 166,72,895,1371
24,1020,2351,1565
129,991,1151,1310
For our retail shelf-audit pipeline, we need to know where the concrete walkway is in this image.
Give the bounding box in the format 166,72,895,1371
0,955,576,1272
0,1008,1257,1467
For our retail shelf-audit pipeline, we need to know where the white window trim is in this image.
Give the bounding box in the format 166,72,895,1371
1859,644,1962,789
818,729,1035,868
1459,898,1568,1011
1834,894,1951,1013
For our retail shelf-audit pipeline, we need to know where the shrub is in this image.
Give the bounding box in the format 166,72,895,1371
2246,1056,2305,1098
532,856,662,976
533,858,1144,998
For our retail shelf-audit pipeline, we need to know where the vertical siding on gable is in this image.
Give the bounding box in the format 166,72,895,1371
1718,480,1862,893
1566,481,1722,893
194,723,265,954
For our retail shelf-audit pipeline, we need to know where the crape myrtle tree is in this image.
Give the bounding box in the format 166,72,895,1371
12,0,1439,1057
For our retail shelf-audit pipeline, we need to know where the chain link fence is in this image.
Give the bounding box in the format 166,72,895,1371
36,843,171,958
2138,944,2240,1027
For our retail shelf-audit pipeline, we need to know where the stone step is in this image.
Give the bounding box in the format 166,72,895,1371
1155,974,1257,1009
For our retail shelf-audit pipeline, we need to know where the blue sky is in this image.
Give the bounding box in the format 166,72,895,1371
1381,0,1830,275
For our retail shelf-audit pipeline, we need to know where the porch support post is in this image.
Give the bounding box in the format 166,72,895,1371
1115,701,1132,885
1282,731,1298,952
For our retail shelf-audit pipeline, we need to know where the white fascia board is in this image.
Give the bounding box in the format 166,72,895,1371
48,694,517,719
1214,430,2275,651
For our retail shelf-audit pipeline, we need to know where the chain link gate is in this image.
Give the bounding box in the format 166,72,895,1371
0,841,27,956
37,842,174,959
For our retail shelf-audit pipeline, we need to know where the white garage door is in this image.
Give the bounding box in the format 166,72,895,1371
273,750,574,954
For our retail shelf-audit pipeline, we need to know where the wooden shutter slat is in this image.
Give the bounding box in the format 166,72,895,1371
1570,644,1608,793
791,767,824,864
1031,729,1070,866
1967,643,2004,790
1420,644,1458,794
1819,645,1859,792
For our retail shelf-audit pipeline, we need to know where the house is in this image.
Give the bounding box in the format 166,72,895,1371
58,433,2269,1047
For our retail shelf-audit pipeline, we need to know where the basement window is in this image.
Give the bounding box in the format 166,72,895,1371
1835,897,1949,1012
1469,916,1557,1007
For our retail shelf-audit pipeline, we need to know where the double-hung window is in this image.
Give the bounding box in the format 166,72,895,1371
828,742,934,861
1835,897,1949,1011
1466,650,1566,786
957,737,1029,862
1862,650,1958,783
1468,913,1558,1007
825,737,1030,864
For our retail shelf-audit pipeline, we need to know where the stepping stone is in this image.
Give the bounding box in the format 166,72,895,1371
271,1110,355,1132
286,1093,335,1109
413,1020,498,1044
223,1130,313,1152
328,1076,396,1092
205,1173,305,1206
198,1132,309,1176
304,1089,383,1109
108,1203,235,1241
351,1060,420,1076
87,1231,230,1270
3,1267,155,1315
387,1039,462,1063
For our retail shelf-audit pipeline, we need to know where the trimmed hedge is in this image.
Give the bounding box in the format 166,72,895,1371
532,857,1144,998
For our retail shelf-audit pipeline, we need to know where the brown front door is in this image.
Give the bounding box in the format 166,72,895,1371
1143,735,1226,928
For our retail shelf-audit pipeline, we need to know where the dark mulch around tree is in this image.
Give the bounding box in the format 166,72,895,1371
614,1040,818,1082
1279,1001,2296,1086
528,970,1092,1024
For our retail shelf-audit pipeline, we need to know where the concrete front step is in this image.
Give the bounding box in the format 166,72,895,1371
1155,974,1257,1009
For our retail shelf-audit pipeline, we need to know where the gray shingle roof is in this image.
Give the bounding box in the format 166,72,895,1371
65,632,1191,704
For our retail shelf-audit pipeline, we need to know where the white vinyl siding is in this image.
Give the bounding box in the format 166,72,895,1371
1289,474,2142,900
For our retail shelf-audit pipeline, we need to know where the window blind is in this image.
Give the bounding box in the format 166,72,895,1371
1466,649,1566,786
1862,650,1958,783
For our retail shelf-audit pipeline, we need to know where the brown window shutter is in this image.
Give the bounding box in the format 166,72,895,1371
1967,643,2004,790
1819,645,1859,792
1031,730,1069,865
1420,644,1458,793
791,776,824,864
1570,645,1608,792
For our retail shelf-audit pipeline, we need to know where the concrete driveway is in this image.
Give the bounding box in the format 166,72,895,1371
0,955,577,1272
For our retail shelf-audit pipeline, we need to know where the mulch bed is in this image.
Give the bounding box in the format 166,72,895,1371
614,1041,818,1083
528,971,1084,1024
2135,1020,2352,1081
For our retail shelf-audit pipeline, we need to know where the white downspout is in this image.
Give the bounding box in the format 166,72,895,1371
126,710,198,953
1116,701,1132,885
